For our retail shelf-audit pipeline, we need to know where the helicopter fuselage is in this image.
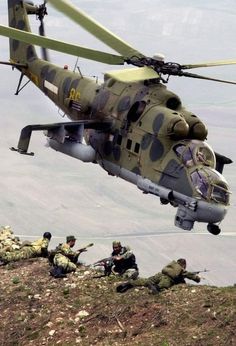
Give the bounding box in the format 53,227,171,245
4,0,232,234
22,58,205,193
16,58,229,233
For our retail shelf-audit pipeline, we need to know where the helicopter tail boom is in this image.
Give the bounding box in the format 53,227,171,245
8,0,38,64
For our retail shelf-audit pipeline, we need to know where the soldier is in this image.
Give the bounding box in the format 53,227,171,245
117,258,200,293
100,241,139,279
50,235,86,278
0,225,22,252
0,232,52,265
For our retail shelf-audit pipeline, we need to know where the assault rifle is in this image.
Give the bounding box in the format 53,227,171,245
69,242,94,263
192,269,210,275
92,256,114,276
48,242,94,264
77,242,94,253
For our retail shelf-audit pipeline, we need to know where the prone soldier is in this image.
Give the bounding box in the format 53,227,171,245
117,258,201,293
0,225,22,252
0,232,52,265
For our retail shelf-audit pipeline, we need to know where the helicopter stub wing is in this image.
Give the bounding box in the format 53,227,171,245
10,119,113,155
0,25,124,65
47,0,144,60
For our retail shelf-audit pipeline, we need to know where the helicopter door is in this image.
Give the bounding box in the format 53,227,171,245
117,129,143,175
114,100,147,173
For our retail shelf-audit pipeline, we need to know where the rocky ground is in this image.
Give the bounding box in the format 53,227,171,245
0,258,235,346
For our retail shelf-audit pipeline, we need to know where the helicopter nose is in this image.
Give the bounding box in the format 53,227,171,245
197,200,228,224
174,199,227,231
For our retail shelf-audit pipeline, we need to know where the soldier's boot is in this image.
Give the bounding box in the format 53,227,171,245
116,282,134,293
147,283,160,295
50,266,67,278
0,257,8,266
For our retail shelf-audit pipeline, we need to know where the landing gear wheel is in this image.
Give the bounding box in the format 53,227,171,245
207,223,221,235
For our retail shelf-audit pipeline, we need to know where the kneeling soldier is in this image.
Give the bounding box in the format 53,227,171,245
50,235,87,278
108,241,139,279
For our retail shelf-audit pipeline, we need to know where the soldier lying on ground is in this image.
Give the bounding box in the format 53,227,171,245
0,232,52,265
116,258,200,293
0,225,22,252
94,241,139,279
49,235,91,278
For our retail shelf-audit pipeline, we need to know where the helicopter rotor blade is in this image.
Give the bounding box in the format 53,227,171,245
0,25,124,65
47,0,144,60
181,71,236,85
181,59,236,70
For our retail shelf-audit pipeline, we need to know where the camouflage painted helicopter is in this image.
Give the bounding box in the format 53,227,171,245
0,0,235,235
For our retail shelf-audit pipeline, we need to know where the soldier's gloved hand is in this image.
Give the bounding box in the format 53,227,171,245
195,276,201,283
116,282,134,293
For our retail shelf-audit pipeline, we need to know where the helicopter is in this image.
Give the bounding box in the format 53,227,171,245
0,0,235,235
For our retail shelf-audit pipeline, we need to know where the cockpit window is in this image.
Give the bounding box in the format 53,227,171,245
173,140,216,169
191,170,209,199
190,168,229,204
211,183,229,204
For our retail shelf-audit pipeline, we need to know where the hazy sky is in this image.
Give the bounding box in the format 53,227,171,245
0,1,235,284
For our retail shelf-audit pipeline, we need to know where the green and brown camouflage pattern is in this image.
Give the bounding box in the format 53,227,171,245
130,260,200,291
1,1,232,232
0,237,50,263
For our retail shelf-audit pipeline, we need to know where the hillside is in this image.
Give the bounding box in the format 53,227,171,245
0,258,235,346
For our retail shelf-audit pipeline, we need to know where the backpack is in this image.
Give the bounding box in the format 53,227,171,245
161,261,183,280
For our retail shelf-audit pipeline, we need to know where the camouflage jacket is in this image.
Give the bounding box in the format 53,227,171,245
54,243,78,262
161,260,199,283
111,246,138,274
28,238,50,256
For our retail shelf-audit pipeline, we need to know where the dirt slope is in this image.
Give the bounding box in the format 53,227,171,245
0,258,235,346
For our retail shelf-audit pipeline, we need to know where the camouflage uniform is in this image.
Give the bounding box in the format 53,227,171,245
0,226,21,252
129,260,200,291
0,237,50,264
111,242,139,279
53,243,77,273
0,238,21,252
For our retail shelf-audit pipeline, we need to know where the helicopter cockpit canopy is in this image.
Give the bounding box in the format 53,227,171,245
173,140,216,169
190,168,230,205
173,140,229,204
